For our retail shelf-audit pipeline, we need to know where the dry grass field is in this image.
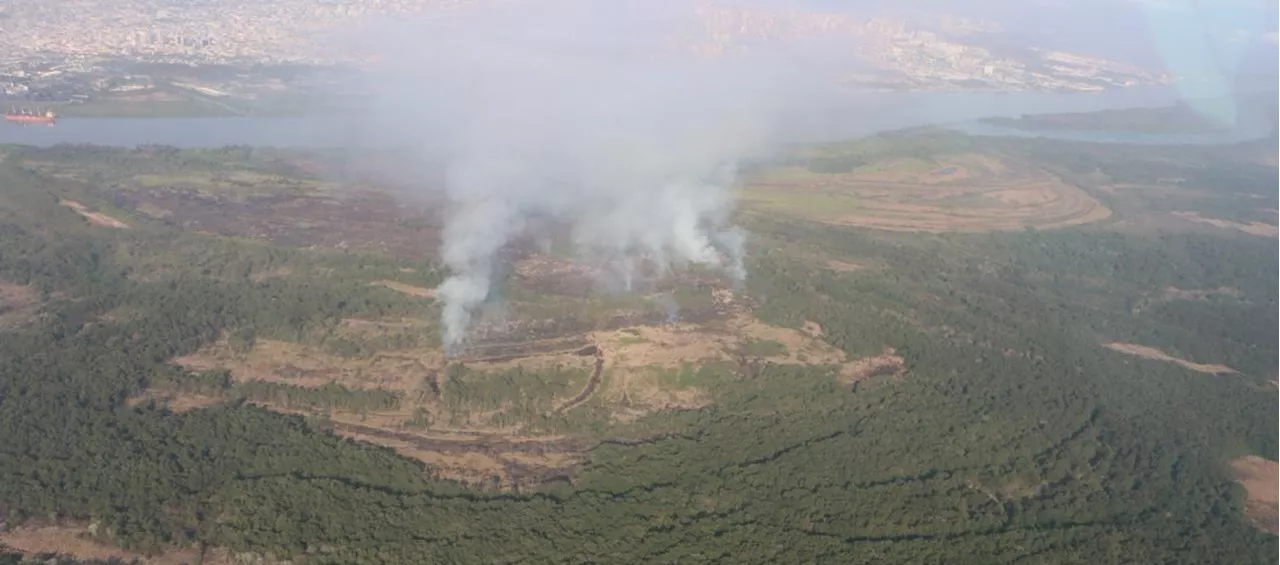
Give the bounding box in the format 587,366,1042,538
742,154,1112,232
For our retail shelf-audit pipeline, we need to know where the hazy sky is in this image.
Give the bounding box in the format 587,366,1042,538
784,0,1277,77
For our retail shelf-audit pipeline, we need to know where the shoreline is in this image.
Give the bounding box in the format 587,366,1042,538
0,86,1271,149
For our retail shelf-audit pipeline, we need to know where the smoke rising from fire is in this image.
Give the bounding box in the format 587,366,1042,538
358,1,839,351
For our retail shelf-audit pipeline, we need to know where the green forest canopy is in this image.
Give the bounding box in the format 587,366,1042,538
0,135,1275,564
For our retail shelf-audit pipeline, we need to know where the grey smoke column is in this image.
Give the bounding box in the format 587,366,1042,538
370,1,825,351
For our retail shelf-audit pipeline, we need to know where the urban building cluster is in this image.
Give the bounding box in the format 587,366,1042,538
0,0,1167,108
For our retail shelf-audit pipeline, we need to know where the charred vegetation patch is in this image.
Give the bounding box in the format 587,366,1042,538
112,187,445,260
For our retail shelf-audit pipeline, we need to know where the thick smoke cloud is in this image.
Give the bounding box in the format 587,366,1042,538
358,1,838,352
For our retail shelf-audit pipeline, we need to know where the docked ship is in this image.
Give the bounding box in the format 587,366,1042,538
4,108,57,126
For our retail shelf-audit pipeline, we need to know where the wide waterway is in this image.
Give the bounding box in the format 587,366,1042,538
0,86,1269,148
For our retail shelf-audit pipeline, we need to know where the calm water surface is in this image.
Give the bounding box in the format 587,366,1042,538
0,87,1265,148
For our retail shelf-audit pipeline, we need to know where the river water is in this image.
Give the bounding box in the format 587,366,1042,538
0,86,1268,148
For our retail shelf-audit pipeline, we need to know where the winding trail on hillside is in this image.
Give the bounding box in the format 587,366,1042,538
554,346,605,415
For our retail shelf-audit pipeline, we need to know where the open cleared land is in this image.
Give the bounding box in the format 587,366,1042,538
0,524,246,565
1161,286,1243,302
743,154,1112,232
165,283,903,486
58,199,130,229
1229,456,1280,534
372,279,436,298
1171,211,1280,237
0,282,39,330
1102,342,1237,375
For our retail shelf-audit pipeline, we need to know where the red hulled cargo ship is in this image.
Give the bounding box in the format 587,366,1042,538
4,108,57,126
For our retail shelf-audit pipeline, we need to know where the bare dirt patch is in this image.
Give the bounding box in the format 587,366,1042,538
174,338,443,392
134,201,173,219
830,181,1110,232
0,526,137,563
745,157,1111,233
825,259,866,272
0,524,243,565
844,154,1006,185
837,347,907,385
589,290,901,418
128,392,224,413
0,282,40,330
1161,286,1243,302
336,424,581,488
1171,211,1279,237
371,280,436,298
513,254,600,297
160,289,903,488
59,199,130,229
1102,342,1236,374
167,336,581,487
1228,456,1279,534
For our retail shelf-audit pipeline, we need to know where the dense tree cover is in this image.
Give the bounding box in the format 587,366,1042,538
0,143,1275,563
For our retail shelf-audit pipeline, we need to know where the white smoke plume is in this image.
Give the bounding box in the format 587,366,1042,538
355,0,844,352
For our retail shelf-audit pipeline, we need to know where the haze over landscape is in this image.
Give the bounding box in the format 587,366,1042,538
0,1,1276,564
364,1,803,350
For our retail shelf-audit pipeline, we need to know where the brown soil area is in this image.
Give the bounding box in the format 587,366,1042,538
0,281,40,330
128,392,224,413
219,401,583,488
1102,342,1236,374
0,524,247,565
747,158,1111,233
590,289,903,418
1228,456,1279,534
1160,286,1243,301
59,199,130,229
831,181,1110,232
371,279,436,298
837,347,907,385
825,259,865,272
334,422,583,488
167,335,581,487
1171,211,1279,237
848,155,1005,185
162,288,903,488
174,338,443,392
514,254,600,297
